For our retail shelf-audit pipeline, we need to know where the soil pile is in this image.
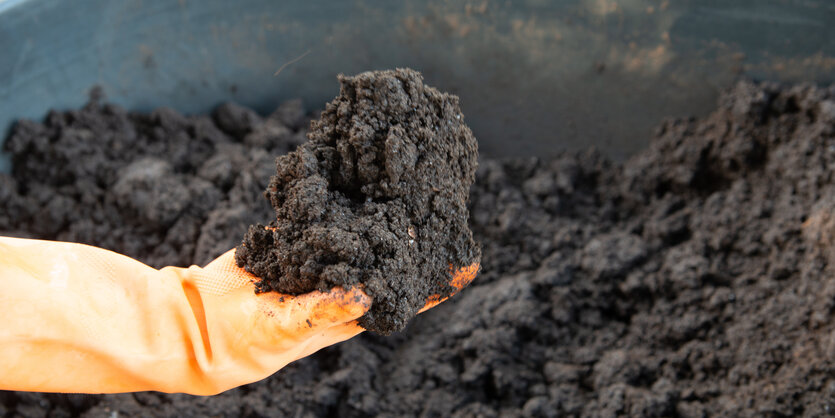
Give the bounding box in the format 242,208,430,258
0,92,308,267
3,80,835,417
236,69,480,334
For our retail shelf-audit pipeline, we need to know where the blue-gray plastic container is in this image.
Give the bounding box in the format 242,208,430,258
2,0,834,171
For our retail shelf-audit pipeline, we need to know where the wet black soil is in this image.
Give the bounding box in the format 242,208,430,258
236,69,480,334
3,80,835,417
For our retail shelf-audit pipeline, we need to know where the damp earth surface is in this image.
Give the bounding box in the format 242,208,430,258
3,80,835,416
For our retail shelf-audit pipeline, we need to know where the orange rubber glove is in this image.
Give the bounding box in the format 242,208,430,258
0,237,477,395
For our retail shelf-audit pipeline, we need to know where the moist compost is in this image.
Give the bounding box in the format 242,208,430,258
3,79,835,417
235,69,480,334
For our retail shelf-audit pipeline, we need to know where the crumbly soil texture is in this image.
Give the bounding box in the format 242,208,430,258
3,80,835,417
235,69,480,334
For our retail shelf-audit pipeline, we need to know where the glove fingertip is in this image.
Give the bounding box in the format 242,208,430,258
418,262,480,314
450,262,480,291
302,286,371,327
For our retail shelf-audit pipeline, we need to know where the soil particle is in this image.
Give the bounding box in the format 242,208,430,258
235,69,480,334
4,79,835,416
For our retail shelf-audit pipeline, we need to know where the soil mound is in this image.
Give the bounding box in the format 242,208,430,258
235,69,480,334
2,80,835,416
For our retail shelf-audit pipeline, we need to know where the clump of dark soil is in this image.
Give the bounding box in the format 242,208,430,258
236,69,480,334
3,79,835,417
0,94,307,268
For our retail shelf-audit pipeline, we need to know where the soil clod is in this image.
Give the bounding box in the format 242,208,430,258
234,69,480,334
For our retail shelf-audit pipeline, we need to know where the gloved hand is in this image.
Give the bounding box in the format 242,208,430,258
0,237,477,395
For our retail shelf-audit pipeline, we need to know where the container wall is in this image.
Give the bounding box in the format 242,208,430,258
1,0,834,171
